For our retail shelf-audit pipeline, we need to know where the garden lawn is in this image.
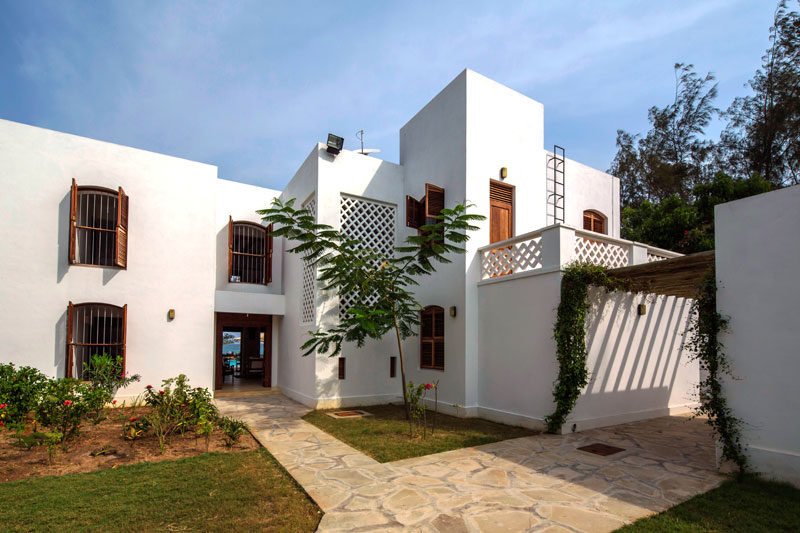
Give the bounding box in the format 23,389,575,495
0,449,321,532
616,475,800,533
302,404,537,463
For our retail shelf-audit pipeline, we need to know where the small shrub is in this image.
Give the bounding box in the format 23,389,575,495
143,375,214,453
82,354,140,424
35,379,90,442
405,381,437,439
0,363,48,425
219,416,250,447
196,407,215,452
122,416,150,442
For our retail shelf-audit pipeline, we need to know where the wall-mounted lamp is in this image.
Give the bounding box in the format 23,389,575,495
500,167,508,179
449,306,457,318
326,133,344,155
637,304,647,316
168,309,176,320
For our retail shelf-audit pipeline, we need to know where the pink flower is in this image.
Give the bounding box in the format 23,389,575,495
145,385,153,389
63,400,73,406
158,390,165,395
129,417,137,422
425,383,433,390
112,400,117,405
0,404,7,409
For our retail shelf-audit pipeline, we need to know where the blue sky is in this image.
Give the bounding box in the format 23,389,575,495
0,1,775,190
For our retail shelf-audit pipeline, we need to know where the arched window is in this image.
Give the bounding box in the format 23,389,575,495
69,179,129,268
583,210,606,234
420,305,445,370
228,218,273,285
66,302,127,379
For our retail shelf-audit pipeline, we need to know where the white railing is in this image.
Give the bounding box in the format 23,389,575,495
479,225,683,281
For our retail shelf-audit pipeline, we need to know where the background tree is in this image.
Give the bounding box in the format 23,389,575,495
259,199,482,423
720,0,799,186
609,63,719,206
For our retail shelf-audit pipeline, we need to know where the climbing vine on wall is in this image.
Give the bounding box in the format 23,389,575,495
545,263,633,433
686,272,747,474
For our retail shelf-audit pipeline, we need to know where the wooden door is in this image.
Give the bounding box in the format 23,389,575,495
490,180,513,244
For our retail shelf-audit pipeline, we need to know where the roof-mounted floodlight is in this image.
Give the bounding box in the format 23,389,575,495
326,133,344,155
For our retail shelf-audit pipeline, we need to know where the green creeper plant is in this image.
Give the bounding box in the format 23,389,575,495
259,198,482,420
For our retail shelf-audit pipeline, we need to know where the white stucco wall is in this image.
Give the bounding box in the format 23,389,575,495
0,119,217,398
716,186,800,486
554,153,621,238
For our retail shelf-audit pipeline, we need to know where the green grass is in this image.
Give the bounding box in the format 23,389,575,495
616,475,800,532
302,404,537,463
0,449,321,532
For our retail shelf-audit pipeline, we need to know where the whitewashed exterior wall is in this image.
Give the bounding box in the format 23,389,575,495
716,186,800,486
0,119,218,398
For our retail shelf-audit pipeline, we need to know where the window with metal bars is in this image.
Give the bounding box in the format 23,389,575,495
69,179,129,268
420,305,445,370
228,218,273,285
583,210,606,234
66,302,127,379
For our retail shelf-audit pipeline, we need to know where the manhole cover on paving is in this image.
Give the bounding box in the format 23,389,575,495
326,410,373,419
577,443,625,456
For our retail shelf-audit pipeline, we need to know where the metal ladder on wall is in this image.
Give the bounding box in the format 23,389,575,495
547,145,565,225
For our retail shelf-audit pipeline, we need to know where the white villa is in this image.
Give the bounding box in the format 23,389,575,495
0,69,698,433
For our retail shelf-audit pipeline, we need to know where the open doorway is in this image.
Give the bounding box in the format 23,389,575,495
215,312,272,392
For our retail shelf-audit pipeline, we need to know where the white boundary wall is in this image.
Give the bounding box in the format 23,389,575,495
716,186,800,486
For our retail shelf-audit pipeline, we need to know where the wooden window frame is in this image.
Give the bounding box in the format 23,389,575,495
583,210,607,235
406,183,445,231
69,179,128,269
66,301,127,379
338,358,346,380
420,305,445,370
228,218,273,285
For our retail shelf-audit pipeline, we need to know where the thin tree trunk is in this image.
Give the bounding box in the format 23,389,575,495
393,315,412,432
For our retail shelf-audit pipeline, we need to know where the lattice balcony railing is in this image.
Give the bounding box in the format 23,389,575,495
574,232,629,269
480,234,543,278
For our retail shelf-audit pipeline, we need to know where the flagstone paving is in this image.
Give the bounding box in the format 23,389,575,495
216,394,724,533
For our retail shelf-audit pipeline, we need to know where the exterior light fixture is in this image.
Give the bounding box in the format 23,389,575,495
500,167,508,179
637,304,646,316
326,133,344,155
168,309,176,320
449,306,457,318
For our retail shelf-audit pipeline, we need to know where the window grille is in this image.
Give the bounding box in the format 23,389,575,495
301,196,317,324
67,302,126,379
228,219,273,285
69,179,128,268
338,195,396,319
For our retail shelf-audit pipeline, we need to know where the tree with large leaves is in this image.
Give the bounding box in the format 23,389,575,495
259,199,483,425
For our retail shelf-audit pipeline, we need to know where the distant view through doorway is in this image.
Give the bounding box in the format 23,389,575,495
215,312,272,391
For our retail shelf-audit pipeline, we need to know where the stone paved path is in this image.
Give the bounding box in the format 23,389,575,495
216,394,724,533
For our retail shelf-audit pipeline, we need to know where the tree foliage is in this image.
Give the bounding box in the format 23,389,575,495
720,0,800,187
258,198,482,417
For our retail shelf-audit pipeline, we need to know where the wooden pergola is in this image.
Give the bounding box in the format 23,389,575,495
609,250,715,299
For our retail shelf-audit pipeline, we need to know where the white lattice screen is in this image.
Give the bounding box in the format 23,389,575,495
339,195,396,319
575,237,629,269
481,236,543,278
300,195,317,324
647,252,669,263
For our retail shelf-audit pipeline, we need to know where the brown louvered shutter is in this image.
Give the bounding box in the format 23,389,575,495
489,180,514,245
420,306,444,369
121,304,128,377
227,216,233,281
338,358,346,379
115,187,129,268
69,179,78,264
66,301,74,378
406,195,424,229
433,308,445,369
425,184,445,218
266,224,274,284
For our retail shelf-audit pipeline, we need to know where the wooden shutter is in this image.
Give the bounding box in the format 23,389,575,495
69,179,78,264
115,187,129,268
425,184,445,218
583,211,606,234
227,216,233,281
121,304,128,377
66,301,74,378
390,356,396,378
433,309,445,369
265,224,273,284
406,196,424,229
338,358,346,379
420,306,444,370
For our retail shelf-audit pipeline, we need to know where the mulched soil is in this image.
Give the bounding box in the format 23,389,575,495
0,406,259,483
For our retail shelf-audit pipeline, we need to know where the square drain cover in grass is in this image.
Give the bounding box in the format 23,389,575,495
327,410,373,419
577,443,625,456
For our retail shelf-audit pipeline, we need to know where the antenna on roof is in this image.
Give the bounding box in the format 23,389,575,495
355,129,380,156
